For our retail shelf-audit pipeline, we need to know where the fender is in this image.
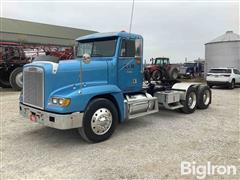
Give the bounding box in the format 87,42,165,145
81,85,125,122
171,82,201,100
172,82,201,91
46,84,125,122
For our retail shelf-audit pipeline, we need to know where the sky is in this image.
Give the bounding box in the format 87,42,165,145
1,0,239,63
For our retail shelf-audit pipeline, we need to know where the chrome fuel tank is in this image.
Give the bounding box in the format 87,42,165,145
124,93,159,119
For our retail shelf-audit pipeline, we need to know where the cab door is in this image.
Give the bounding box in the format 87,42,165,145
117,38,143,93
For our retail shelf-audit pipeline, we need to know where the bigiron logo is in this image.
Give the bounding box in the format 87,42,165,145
181,161,238,179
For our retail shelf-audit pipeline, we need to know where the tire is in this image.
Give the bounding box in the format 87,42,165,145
180,86,197,114
0,71,11,88
229,79,235,89
78,98,118,143
144,69,151,83
152,70,162,81
9,67,23,91
169,68,179,80
197,85,211,109
207,83,213,88
0,76,11,88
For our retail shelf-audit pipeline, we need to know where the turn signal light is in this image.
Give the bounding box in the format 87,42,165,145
58,98,71,107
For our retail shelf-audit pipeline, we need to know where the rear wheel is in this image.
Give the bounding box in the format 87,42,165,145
229,79,235,89
0,71,11,88
78,98,118,143
197,85,211,109
207,83,213,88
180,86,197,114
9,67,23,91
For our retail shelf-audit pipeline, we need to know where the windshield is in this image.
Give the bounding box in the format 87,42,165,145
184,63,195,68
155,58,169,65
209,69,231,73
77,37,117,58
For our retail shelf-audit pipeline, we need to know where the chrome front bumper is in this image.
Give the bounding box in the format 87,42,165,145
19,103,83,130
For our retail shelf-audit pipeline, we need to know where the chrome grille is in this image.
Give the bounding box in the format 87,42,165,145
23,67,44,109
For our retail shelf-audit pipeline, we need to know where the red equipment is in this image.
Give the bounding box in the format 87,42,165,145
0,42,74,90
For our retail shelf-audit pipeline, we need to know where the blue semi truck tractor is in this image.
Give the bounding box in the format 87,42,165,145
19,32,211,143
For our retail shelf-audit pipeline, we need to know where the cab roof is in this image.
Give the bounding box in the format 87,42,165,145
76,31,143,41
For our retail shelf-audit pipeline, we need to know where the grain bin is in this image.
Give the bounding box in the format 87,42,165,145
205,31,240,76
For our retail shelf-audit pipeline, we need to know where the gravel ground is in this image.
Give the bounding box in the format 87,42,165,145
1,87,239,179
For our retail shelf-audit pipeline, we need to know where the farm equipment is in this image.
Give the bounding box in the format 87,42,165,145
19,32,211,143
0,42,30,90
0,42,73,90
179,62,204,78
144,57,179,81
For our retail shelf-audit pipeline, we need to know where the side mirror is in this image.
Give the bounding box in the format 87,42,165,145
82,53,91,64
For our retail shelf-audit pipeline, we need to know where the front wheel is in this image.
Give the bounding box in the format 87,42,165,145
144,69,151,83
152,70,162,81
78,98,118,143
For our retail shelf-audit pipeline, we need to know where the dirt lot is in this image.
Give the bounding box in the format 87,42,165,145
1,87,239,179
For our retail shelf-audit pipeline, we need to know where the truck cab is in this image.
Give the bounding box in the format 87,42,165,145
75,32,144,93
19,32,211,143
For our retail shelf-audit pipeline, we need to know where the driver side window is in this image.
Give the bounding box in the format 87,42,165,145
77,42,92,57
120,39,135,57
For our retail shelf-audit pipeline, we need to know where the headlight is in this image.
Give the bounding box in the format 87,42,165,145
51,97,71,107
52,98,58,104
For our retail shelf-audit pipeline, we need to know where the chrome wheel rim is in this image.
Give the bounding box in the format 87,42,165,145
91,108,112,135
203,90,210,105
15,72,23,88
188,92,197,109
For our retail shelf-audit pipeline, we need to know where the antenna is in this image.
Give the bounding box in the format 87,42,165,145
129,0,135,33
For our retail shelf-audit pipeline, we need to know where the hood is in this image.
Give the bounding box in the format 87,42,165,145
145,64,159,69
24,58,108,108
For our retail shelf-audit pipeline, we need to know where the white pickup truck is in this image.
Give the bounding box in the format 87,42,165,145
206,68,240,89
